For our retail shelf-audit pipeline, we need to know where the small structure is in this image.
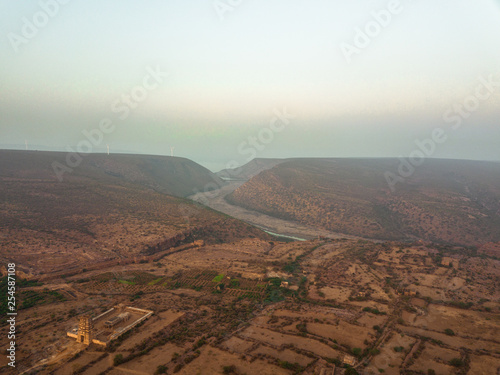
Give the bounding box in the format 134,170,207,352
343,354,356,366
319,368,335,375
280,281,289,288
441,257,454,267
104,312,130,328
403,289,417,297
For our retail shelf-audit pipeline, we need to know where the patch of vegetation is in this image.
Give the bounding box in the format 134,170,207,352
118,279,136,285
212,274,225,283
266,289,285,303
19,289,66,310
351,347,362,357
345,367,359,375
130,291,144,301
278,360,304,373
113,354,124,366
155,364,167,374
0,277,45,322
148,278,163,286
449,358,464,367
222,365,237,374
446,300,473,309
444,328,455,336
283,259,300,273
296,322,307,333
362,307,386,315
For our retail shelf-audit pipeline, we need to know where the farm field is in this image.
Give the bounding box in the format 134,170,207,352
1,234,499,374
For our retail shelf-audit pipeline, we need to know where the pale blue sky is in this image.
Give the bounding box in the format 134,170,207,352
1,0,499,171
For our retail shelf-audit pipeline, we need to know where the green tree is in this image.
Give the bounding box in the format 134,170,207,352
113,354,124,366
352,347,362,357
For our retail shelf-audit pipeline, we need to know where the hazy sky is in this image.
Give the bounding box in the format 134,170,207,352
1,0,500,171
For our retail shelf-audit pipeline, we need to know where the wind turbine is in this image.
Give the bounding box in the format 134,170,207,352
170,146,175,157
106,144,110,155
25,140,28,151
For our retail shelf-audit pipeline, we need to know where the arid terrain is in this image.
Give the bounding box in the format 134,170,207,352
1,238,499,374
0,151,263,277
0,152,499,375
227,158,500,246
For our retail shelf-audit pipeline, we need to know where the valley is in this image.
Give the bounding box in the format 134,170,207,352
188,180,369,242
0,152,499,375
227,158,500,246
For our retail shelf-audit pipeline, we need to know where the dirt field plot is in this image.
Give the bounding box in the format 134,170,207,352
396,325,500,353
409,345,456,375
411,298,427,308
421,343,460,363
356,312,388,328
412,304,499,341
178,346,289,375
222,336,255,353
272,307,357,323
81,354,113,375
307,322,372,349
117,343,183,374
250,346,313,367
401,310,417,324
468,354,500,375
167,241,271,272
240,325,341,358
410,285,446,300
53,352,104,375
319,286,352,302
119,310,183,350
364,333,416,375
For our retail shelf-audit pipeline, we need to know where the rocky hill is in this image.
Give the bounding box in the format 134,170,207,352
0,150,225,198
227,158,500,246
0,150,269,276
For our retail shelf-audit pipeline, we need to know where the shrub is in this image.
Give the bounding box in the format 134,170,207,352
449,358,464,367
155,365,167,374
113,354,124,366
444,328,455,336
296,323,307,333
352,347,362,357
222,365,237,374
229,279,240,288
173,364,183,373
